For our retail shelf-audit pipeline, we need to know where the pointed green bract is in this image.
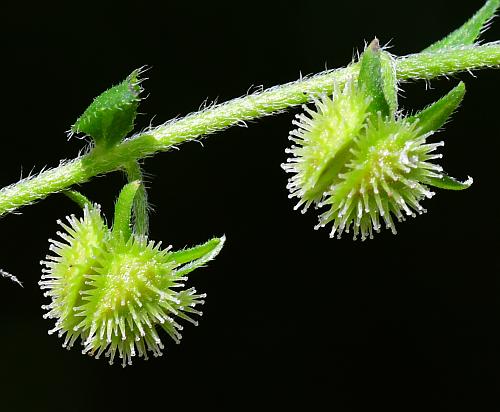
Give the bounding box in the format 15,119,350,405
170,237,226,266
424,0,500,52
174,236,225,277
358,39,391,119
425,174,473,190
71,69,143,148
380,51,398,116
408,82,465,135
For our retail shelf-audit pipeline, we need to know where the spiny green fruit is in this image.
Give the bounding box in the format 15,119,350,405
283,41,472,240
40,199,224,367
40,205,108,343
283,81,371,213
315,116,449,240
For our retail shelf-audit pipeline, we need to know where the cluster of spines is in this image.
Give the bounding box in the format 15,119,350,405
40,205,107,343
314,117,446,240
283,36,472,241
282,81,371,213
39,204,210,367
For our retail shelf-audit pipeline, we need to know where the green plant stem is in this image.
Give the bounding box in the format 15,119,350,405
63,190,92,209
1,42,500,217
398,43,500,79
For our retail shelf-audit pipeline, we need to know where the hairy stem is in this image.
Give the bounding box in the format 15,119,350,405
398,43,500,79
1,42,500,217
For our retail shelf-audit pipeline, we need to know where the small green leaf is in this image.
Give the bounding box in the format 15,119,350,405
424,0,500,52
358,38,391,119
426,174,473,190
173,236,226,277
408,82,466,135
71,69,144,148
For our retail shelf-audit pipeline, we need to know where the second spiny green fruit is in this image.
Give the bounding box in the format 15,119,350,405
282,39,472,240
40,182,225,367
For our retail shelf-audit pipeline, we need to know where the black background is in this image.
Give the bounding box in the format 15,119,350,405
0,0,498,410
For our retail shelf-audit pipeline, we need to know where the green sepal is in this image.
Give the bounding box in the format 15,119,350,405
172,236,226,277
358,38,391,119
380,51,398,116
424,0,500,52
71,68,144,148
426,174,473,190
408,82,465,135
112,181,141,241
125,162,149,237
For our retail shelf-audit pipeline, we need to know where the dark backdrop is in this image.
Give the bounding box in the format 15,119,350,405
0,0,498,410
